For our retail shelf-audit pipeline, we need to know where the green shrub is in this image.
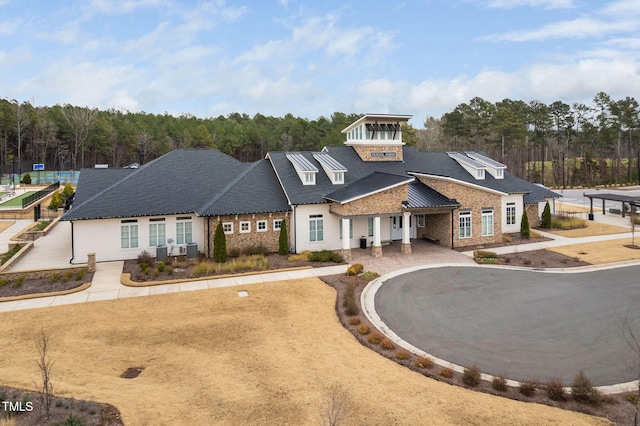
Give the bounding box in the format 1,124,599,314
519,379,538,396
545,377,566,401
21,173,31,185
48,192,64,210
288,251,310,261
34,221,52,231
541,201,552,228
61,183,75,199
462,364,481,387
74,268,88,281
492,375,508,392
61,271,73,283
166,266,173,275
278,219,288,255
1,244,22,265
49,272,61,283
395,350,411,360
308,250,343,263
380,338,395,350
12,274,26,288
357,324,370,335
213,221,227,263
550,216,587,230
360,271,379,279
624,393,638,405
192,255,269,277
0,278,9,289
520,211,530,238
156,262,165,273
242,244,268,256
473,250,497,259
571,370,600,405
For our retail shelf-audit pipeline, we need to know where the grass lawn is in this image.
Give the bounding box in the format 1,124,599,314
0,279,608,426
548,238,640,264
0,191,35,207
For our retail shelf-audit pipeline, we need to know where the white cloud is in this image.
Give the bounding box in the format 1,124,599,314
485,0,575,9
601,0,640,17
481,17,639,41
0,18,21,35
89,0,170,14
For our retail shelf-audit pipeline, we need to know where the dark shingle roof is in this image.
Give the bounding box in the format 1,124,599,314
324,172,413,204
63,150,289,220
269,146,559,205
406,180,460,209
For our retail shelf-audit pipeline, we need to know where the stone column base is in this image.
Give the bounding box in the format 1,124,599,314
341,249,352,262
400,243,412,255
87,252,96,272
371,245,383,258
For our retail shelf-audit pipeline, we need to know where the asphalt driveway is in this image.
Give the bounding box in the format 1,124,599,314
375,265,640,386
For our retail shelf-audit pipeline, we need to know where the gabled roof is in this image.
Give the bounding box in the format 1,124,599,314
268,146,559,205
63,149,289,221
324,172,413,204
406,180,460,209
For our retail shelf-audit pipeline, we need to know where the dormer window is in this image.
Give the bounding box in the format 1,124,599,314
304,172,315,184
334,172,344,183
465,152,507,179
312,152,347,185
477,169,485,179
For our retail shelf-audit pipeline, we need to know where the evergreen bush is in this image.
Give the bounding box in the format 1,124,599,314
541,201,552,228
520,211,530,238
213,221,227,263
21,173,31,185
278,219,288,255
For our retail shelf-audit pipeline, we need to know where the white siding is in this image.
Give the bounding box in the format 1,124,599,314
293,204,393,252
71,216,205,263
501,194,524,233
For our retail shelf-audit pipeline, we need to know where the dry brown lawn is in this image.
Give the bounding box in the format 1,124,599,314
0,279,611,426
0,221,15,234
548,238,640,264
548,222,631,238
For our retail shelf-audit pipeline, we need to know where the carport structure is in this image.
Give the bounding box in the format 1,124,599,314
584,192,640,220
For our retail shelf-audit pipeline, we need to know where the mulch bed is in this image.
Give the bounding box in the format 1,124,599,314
122,253,345,282
0,271,93,299
0,385,123,426
320,272,637,425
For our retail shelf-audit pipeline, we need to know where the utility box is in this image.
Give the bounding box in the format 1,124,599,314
360,237,367,249
186,243,197,259
156,245,167,261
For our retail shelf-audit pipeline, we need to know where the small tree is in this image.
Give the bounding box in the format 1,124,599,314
47,192,64,210
541,201,552,228
319,384,353,426
22,173,32,185
61,183,75,198
278,219,288,255
35,328,54,419
213,221,227,263
520,211,530,238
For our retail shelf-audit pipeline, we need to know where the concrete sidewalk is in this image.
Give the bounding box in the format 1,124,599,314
0,261,347,313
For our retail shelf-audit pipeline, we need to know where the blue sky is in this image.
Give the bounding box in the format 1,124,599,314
1,0,639,127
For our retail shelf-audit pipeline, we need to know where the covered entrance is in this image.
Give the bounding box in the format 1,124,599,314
390,215,415,240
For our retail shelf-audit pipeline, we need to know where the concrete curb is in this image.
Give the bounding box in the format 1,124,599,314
360,263,640,395
0,281,91,303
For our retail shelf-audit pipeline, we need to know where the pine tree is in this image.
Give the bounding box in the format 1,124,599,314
520,211,530,238
278,219,288,255
541,201,552,228
213,221,227,263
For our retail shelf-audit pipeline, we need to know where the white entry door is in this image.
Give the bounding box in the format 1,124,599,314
391,215,403,240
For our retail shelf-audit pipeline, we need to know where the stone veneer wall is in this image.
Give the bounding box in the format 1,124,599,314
416,177,503,247
350,144,404,162
207,213,290,255
421,213,451,247
329,185,408,217
525,204,540,229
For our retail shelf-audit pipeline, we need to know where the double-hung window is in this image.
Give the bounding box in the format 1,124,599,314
149,218,166,247
459,211,472,239
309,214,324,242
481,209,494,236
176,217,193,244
416,214,425,227
121,220,138,249
506,203,516,225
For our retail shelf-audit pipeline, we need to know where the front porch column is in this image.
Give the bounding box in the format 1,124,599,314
401,211,411,254
341,217,351,261
372,216,382,258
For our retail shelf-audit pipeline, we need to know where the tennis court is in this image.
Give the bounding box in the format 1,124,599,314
1,171,79,185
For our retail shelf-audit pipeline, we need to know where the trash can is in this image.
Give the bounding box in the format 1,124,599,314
360,237,367,249
186,242,197,259
156,245,167,261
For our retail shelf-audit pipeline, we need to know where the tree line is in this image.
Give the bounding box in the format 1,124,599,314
419,92,640,187
1,92,638,187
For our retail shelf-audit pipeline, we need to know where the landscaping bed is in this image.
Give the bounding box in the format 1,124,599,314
0,268,92,299
122,251,346,282
320,273,638,425
0,385,123,426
